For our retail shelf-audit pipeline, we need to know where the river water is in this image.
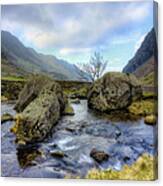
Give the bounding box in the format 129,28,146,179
1,100,157,178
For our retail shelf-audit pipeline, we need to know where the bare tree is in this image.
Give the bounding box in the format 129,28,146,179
81,52,108,81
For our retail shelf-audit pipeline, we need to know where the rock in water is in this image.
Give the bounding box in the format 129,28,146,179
1,113,14,123
88,72,142,112
11,75,66,144
144,114,157,125
90,148,109,163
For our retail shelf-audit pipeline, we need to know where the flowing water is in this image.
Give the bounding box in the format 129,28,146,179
1,100,157,178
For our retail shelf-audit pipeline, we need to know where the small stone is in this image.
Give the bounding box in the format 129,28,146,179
123,156,130,162
115,130,121,138
65,127,75,132
17,140,26,146
1,113,14,123
90,148,109,163
144,114,157,125
50,151,65,158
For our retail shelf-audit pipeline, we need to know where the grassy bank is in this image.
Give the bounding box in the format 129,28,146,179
86,154,157,180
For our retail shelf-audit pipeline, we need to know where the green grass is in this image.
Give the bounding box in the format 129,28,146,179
141,72,155,86
1,76,26,82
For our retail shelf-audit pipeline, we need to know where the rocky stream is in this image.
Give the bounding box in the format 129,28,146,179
1,100,157,178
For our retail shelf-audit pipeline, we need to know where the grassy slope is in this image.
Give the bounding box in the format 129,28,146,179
141,72,155,86
86,154,157,180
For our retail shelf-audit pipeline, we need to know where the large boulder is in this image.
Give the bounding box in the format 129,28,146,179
11,75,67,145
15,75,64,113
88,72,142,112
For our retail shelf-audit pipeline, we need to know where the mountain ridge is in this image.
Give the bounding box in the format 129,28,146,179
123,28,158,76
1,30,90,81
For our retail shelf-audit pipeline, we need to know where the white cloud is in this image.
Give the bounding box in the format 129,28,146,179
1,2,152,49
59,47,92,56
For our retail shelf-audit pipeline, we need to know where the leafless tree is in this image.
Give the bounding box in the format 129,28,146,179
81,52,108,81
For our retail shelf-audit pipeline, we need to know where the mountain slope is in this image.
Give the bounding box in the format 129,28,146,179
123,28,158,78
1,31,89,81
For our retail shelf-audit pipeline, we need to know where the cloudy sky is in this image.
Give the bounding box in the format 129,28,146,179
1,1,154,71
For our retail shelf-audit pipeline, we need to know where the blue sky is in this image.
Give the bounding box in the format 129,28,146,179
1,1,154,71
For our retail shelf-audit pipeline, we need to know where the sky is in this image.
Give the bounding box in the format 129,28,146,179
1,1,154,71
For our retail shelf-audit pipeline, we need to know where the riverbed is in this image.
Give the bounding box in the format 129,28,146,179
1,100,157,178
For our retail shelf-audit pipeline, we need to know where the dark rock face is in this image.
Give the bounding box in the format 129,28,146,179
90,148,109,163
123,28,157,74
88,72,142,112
11,75,66,144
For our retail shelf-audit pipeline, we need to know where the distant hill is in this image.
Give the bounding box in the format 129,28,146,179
123,28,158,80
1,31,90,81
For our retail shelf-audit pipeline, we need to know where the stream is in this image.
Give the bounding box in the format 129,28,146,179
1,100,157,178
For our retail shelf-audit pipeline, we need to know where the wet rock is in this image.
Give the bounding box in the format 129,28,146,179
90,148,109,163
17,147,43,168
1,113,14,123
50,150,65,158
115,130,121,138
65,127,76,133
144,114,157,125
123,156,131,163
11,75,67,144
88,72,142,112
70,98,80,104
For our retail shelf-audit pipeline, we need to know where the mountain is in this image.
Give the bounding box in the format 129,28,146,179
122,28,158,80
1,31,90,81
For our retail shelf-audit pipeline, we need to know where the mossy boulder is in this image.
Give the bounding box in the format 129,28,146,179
11,75,67,145
14,75,65,112
88,72,142,112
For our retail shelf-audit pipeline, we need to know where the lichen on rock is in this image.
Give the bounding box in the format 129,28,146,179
88,72,142,113
11,75,67,145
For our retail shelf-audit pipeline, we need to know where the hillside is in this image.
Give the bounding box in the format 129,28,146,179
123,28,158,80
1,31,90,81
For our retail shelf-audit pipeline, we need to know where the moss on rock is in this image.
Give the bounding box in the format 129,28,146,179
128,99,156,116
144,114,157,125
88,72,142,113
63,103,75,115
11,75,67,145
